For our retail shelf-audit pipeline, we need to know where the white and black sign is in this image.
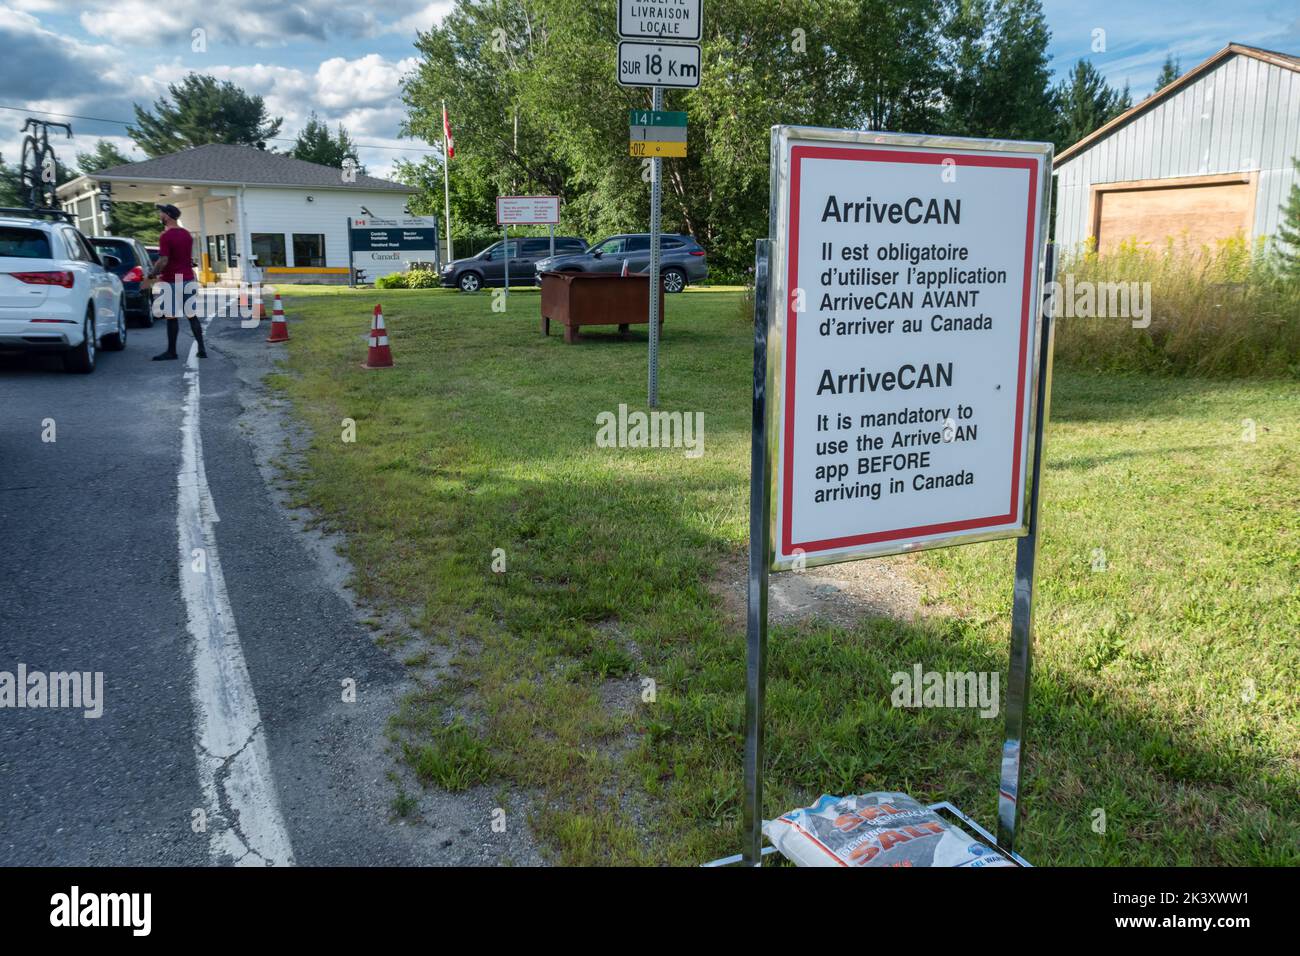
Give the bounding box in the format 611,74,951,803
617,40,701,88
618,0,702,42
496,195,560,225
349,215,440,278
768,129,1051,567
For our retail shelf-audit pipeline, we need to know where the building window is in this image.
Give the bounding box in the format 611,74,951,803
292,233,326,268
251,233,287,267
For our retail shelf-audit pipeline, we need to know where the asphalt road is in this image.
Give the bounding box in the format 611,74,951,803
0,316,449,866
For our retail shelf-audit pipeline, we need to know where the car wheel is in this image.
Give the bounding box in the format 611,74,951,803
63,310,96,373
662,267,687,293
458,272,482,293
103,299,128,351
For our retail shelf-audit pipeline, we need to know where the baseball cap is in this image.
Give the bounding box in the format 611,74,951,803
156,203,182,220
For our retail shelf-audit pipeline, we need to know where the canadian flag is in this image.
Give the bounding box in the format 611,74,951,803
443,104,454,160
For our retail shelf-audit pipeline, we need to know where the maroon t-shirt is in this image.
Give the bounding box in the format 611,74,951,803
158,226,195,281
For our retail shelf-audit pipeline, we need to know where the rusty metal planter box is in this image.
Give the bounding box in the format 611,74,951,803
539,272,665,343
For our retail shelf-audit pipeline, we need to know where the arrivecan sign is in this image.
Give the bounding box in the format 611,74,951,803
768,127,1051,569
349,216,440,279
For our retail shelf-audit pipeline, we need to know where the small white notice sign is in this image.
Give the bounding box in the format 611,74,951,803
619,0,702,41
768,128,1051,568
496,195,560,225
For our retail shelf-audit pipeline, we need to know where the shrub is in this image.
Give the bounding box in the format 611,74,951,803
375,272,408,290
1051,236,1299,378
406,268,439,289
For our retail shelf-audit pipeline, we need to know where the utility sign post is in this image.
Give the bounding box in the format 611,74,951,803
714,125,1054,868
618,2,702,409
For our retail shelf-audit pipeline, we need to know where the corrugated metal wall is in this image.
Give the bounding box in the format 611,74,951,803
1054,52,1300,252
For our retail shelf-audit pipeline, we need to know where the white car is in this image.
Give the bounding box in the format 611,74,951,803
0,214,127,373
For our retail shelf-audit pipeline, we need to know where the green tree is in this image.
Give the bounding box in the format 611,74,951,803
941,0,1057,142
0,153,21,207
128,74,283,157
1054,59,1131,149
399,0,1059,279
1153,54,1181,92
1275,158,1300,279
291,112,364,172
75,140,158,241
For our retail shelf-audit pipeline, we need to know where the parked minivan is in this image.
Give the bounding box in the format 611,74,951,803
440,236,587,292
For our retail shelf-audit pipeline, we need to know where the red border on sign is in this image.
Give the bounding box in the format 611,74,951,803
496,195,561,225
781,145,1039,557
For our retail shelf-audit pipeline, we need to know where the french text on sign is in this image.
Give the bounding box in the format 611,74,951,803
496,195,560,225
767,127,1051,568
618,0,702,42
617,40,702,88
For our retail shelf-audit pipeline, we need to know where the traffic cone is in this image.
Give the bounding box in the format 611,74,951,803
266,293,289,342
363,304,393,369
251,283,265,321
620,259,630,277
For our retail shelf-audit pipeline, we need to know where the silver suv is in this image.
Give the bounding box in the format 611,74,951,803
534,234,708,292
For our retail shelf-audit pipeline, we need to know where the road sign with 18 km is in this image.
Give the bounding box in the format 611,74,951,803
617,40,701,88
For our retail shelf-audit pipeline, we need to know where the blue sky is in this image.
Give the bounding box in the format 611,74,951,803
1,0,1296,180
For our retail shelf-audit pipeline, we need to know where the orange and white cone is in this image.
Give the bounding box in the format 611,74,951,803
363,304,393,369
620,258,630,277
251,283,266,321
266,293,289,342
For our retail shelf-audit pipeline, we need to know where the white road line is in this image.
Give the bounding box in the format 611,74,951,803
177,332,295,866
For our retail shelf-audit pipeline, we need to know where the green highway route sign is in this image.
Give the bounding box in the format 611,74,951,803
629,110,688,127
630,110,687,157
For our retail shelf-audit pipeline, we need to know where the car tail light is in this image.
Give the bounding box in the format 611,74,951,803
123,265,144,283
10,271,75,288
688,250,706,256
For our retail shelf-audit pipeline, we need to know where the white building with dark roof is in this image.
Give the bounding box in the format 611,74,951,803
57,143,420,284
1054,44,1300,256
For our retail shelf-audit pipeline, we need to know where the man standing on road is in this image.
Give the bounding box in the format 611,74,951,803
148,203,206,361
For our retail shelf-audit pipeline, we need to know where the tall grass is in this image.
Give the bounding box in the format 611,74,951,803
1052,236,1300,377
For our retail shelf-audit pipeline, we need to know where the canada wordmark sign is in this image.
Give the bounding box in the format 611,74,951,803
769,128,1050,568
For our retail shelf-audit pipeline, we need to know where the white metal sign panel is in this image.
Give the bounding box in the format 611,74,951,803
616,40,701,88
768,127,1051,569
618,0,702,42
496,195,560,225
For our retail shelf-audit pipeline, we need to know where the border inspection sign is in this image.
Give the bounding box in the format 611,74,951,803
767,128,1051,570
496,195,560,225
617,41,701,88
629,110,687,158
618,0,702,41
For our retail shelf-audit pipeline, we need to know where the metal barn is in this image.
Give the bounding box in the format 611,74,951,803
1054,44,1300,255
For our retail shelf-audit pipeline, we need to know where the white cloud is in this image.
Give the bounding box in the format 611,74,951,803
382,1,454,37
315,54,419,109
76,0,427,47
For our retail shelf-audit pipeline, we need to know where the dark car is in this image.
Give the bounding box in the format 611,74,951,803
440,236,587,293
89,236,154,327
533,234,708,292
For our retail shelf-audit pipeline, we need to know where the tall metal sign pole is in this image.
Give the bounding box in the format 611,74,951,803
707,126,1053,867
648,85,663,406
617,0,703,408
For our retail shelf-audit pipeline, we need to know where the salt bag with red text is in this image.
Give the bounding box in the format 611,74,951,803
762,792,1014,867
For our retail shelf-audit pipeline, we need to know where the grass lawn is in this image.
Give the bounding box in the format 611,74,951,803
264,284,1298,866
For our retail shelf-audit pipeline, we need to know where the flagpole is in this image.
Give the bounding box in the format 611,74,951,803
442,100,454,264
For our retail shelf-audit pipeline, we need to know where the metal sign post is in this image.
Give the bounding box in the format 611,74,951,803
710,125,1053,868
998,241,1055,854
647,85,663,407
617,2,701,410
